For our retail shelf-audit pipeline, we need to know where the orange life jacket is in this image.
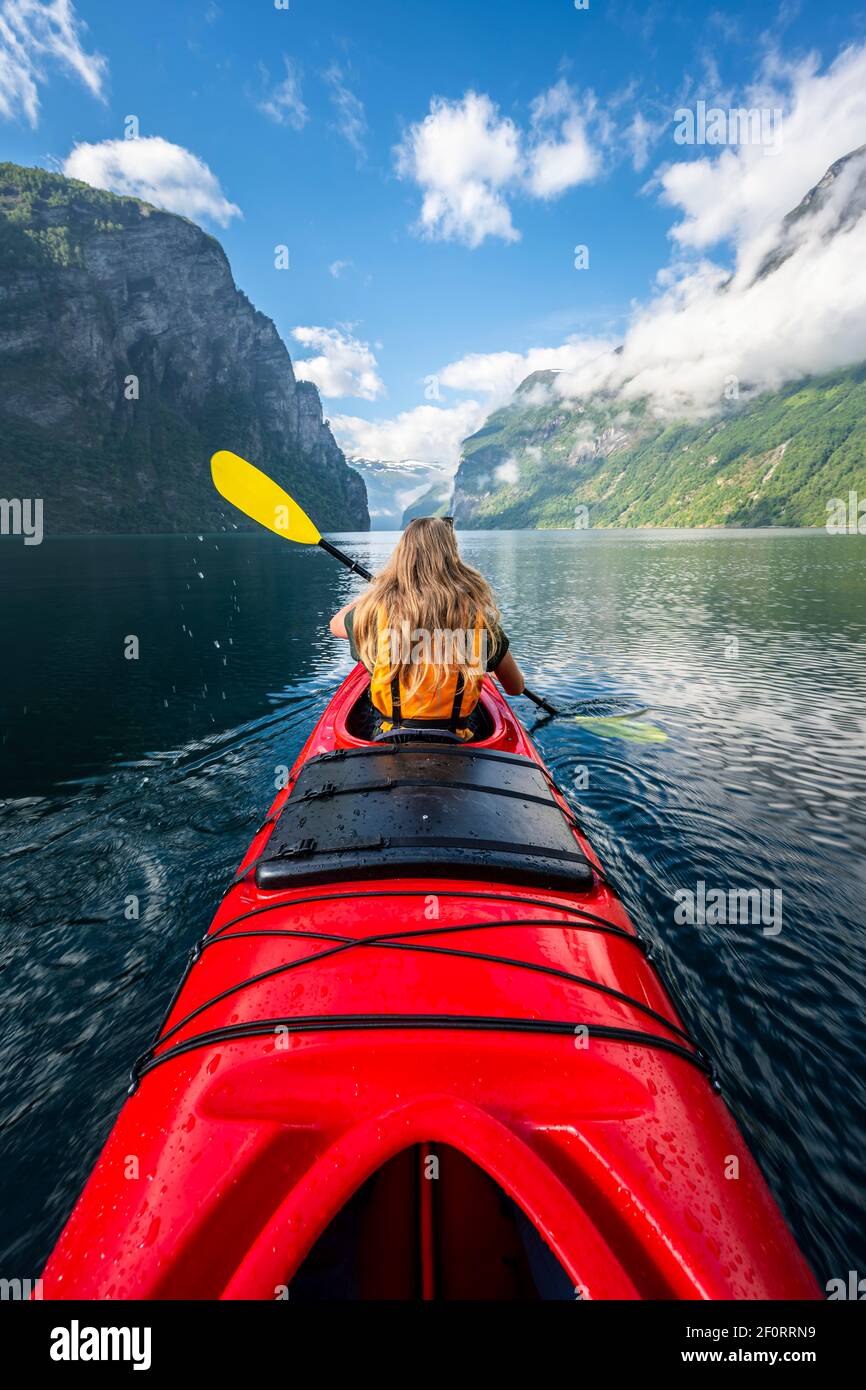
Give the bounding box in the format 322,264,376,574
369,607,487,737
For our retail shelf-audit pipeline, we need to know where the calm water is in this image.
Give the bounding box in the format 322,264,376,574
1,529,864,1286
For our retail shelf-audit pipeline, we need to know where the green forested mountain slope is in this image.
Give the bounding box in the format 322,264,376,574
453,365,866,529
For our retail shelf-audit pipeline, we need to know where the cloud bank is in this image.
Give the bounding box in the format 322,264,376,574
332,399,484,470
555,45,866,417
347,43,866,464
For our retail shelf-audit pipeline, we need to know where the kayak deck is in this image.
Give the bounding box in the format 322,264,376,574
41,666,820,1300
254,743,597,891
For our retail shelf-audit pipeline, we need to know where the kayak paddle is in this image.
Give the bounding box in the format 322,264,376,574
210,449,373,581
522,690,648,720
209,450,645,720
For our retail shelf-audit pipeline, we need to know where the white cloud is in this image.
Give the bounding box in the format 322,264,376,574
258,56,308,130
494,457,519,485
439,339,614,402
661,45,866,253
625,111,660,172
325,63,367,158
525,80,601,199
553,46,866,417
395,91,522,247
0,0,107,127
329,258,351,278
332,399,487,469
292,325,385,400
395,81,608,247
557,205,866,417
63,136,241,225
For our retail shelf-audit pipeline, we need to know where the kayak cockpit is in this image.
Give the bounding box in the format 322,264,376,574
342,683,496,743
289,1143,574,1301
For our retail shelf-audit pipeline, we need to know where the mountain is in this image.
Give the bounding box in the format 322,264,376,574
348,457,449,529
453,150,866,530
402,477,453,524
0,164,368,533
453,364,866,528
754,144,866,282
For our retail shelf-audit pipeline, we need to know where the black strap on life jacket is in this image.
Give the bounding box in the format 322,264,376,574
449,672,466,729
388,671,466,731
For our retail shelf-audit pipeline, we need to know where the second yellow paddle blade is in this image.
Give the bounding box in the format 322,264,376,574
573,717,669,743
210,451,321,545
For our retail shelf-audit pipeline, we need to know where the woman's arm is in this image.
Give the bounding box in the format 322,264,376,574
492,649,525,696
329,597,360,639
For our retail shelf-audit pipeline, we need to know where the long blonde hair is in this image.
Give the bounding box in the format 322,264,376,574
353,518,501,699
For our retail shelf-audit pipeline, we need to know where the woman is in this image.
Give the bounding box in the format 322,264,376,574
330,518,525,738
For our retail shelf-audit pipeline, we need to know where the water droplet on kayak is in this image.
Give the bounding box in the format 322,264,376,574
142,1216,161,1247
645,1137,672,1180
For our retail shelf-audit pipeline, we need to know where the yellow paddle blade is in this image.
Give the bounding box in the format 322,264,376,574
210,451,321,544
573,716,669,743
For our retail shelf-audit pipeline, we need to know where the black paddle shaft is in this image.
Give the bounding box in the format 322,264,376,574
522,687,562,716
318,537,373,582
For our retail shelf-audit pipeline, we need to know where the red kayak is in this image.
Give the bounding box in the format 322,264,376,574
42,667,819,1300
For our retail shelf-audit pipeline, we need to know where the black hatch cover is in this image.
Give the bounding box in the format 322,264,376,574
255,745,594,893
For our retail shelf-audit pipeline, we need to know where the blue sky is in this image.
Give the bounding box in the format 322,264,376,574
3,0,866,468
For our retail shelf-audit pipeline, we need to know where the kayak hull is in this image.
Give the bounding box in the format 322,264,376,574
41,666,820,1300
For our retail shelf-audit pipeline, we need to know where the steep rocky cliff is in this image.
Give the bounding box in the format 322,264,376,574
0,163,368,533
